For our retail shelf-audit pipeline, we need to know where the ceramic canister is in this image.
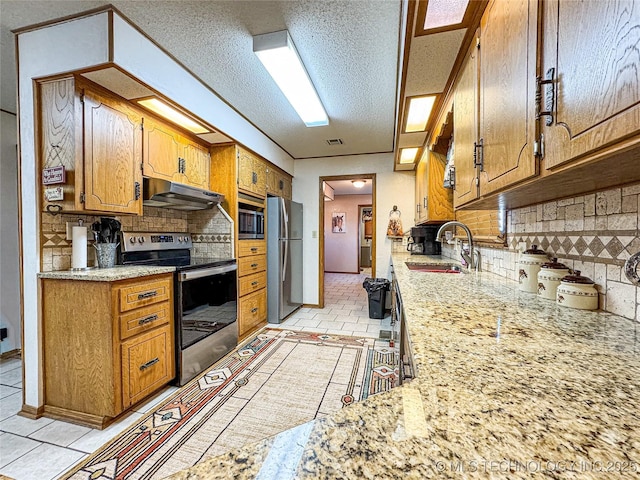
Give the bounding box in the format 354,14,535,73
556,270,599,310
537,258,570,300
518,245,548,293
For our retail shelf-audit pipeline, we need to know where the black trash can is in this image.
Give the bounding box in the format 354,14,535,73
362,277,391,319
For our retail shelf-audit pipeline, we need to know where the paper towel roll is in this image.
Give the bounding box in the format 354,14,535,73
72,226,88,269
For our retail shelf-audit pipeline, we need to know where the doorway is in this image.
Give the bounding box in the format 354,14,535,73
319,174,376,309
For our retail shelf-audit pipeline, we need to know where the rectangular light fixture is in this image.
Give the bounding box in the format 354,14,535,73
405,95,436,132
253,30,329,127
424,0,470,30
136,97,210,134
399,147,420,164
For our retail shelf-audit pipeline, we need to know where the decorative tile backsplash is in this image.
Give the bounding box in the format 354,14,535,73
40,205,232,271
443,182,640,322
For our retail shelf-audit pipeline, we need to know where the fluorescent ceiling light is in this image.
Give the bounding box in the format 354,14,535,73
352,180,365,188
136,98,210,134
405,95,436,132
253,30,329,127
399,147,419,164
424,0,469,30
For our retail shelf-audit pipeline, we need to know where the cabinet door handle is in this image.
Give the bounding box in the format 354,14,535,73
140,357,159,371
251,281,259,286
251,263,258,268
279,179,284,190
138,314,158,325
134,181,141,200
416,203,420,214
252,172,258,184
536,67,555,126
250,247,258,252
251,307,258,313
423,196,427,208
138,290,158,300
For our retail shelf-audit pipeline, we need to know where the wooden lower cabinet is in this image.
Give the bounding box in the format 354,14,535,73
41,273,175,429
237,239,267,339
238,289,267,337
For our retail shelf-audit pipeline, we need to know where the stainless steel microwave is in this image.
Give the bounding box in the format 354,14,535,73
238,208,264,239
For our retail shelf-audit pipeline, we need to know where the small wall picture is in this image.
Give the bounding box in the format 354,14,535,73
332,212,346,233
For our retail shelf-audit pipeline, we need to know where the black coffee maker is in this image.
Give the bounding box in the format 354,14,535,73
407,225,442,255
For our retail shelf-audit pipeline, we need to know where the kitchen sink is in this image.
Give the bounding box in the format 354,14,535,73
405,262,464,273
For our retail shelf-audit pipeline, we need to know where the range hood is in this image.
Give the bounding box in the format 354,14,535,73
143,178,224,211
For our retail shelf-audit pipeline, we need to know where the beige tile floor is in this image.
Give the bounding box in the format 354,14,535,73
0,269,391,479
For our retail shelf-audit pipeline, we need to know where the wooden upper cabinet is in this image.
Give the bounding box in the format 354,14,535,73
143,117,211,190
415,151,454,224
237,147,266,197
453,39,480,208
182,140,211,190
266,167,292,199
541,0,640,170
478,0,539,196
142,118,182,183
83,88,143,215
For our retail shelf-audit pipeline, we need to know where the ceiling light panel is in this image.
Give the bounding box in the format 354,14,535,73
405,95,436,132
424,0,469,30
136,98,210,134
253,30,329,127
399,147,419,164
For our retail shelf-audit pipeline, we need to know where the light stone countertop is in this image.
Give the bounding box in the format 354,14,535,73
38,265,176,281
166,253,640,479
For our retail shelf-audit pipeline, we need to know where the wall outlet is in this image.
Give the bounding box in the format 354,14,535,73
0,327,7,341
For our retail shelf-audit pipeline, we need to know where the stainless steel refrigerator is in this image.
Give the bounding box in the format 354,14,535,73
267,197,303,323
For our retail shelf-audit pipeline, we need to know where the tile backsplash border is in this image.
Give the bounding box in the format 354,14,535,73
442,182,640,322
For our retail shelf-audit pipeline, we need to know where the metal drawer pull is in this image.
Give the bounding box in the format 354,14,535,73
138,314,158,325
251,247,258,252
251,281,259,286
251,307,258,313
140,357,160,371
251,263,258,268
138,291,158,300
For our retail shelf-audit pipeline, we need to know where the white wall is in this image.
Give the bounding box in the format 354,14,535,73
293,153,415,305
324,194,372,273
1,111,21,354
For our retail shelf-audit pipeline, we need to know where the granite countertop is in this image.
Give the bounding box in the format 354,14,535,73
38,265,176,281
167,253,640,479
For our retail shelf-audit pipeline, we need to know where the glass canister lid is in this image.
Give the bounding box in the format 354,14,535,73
561,270,594,284
541,257,567,269
523,244,547,255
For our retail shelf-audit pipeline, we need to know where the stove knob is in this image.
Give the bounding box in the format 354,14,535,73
129,237,136,244
177,236,183,242
138,236,145,244
184,236,190,243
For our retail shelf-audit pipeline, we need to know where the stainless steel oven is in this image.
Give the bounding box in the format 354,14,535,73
238,207,264,239
120,232,238,386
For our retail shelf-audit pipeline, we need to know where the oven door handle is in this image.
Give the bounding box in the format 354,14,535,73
179,264,237,281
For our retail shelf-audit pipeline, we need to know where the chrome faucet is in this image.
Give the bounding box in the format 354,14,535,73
436,221,475,270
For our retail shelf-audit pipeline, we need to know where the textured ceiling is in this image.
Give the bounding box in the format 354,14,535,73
1,1,475,165
1,0,401,160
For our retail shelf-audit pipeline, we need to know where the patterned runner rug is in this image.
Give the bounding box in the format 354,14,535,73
62,328,398,480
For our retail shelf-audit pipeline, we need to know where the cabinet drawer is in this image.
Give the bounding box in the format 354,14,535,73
239,271,267,297
119,277,172,312
238,288,266,335
121,324,174,408
119,302,171,340
238,255,266,277
238,240,266,257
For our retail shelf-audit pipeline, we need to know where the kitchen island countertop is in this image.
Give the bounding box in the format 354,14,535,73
38,265,176,281
167,252,640,479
